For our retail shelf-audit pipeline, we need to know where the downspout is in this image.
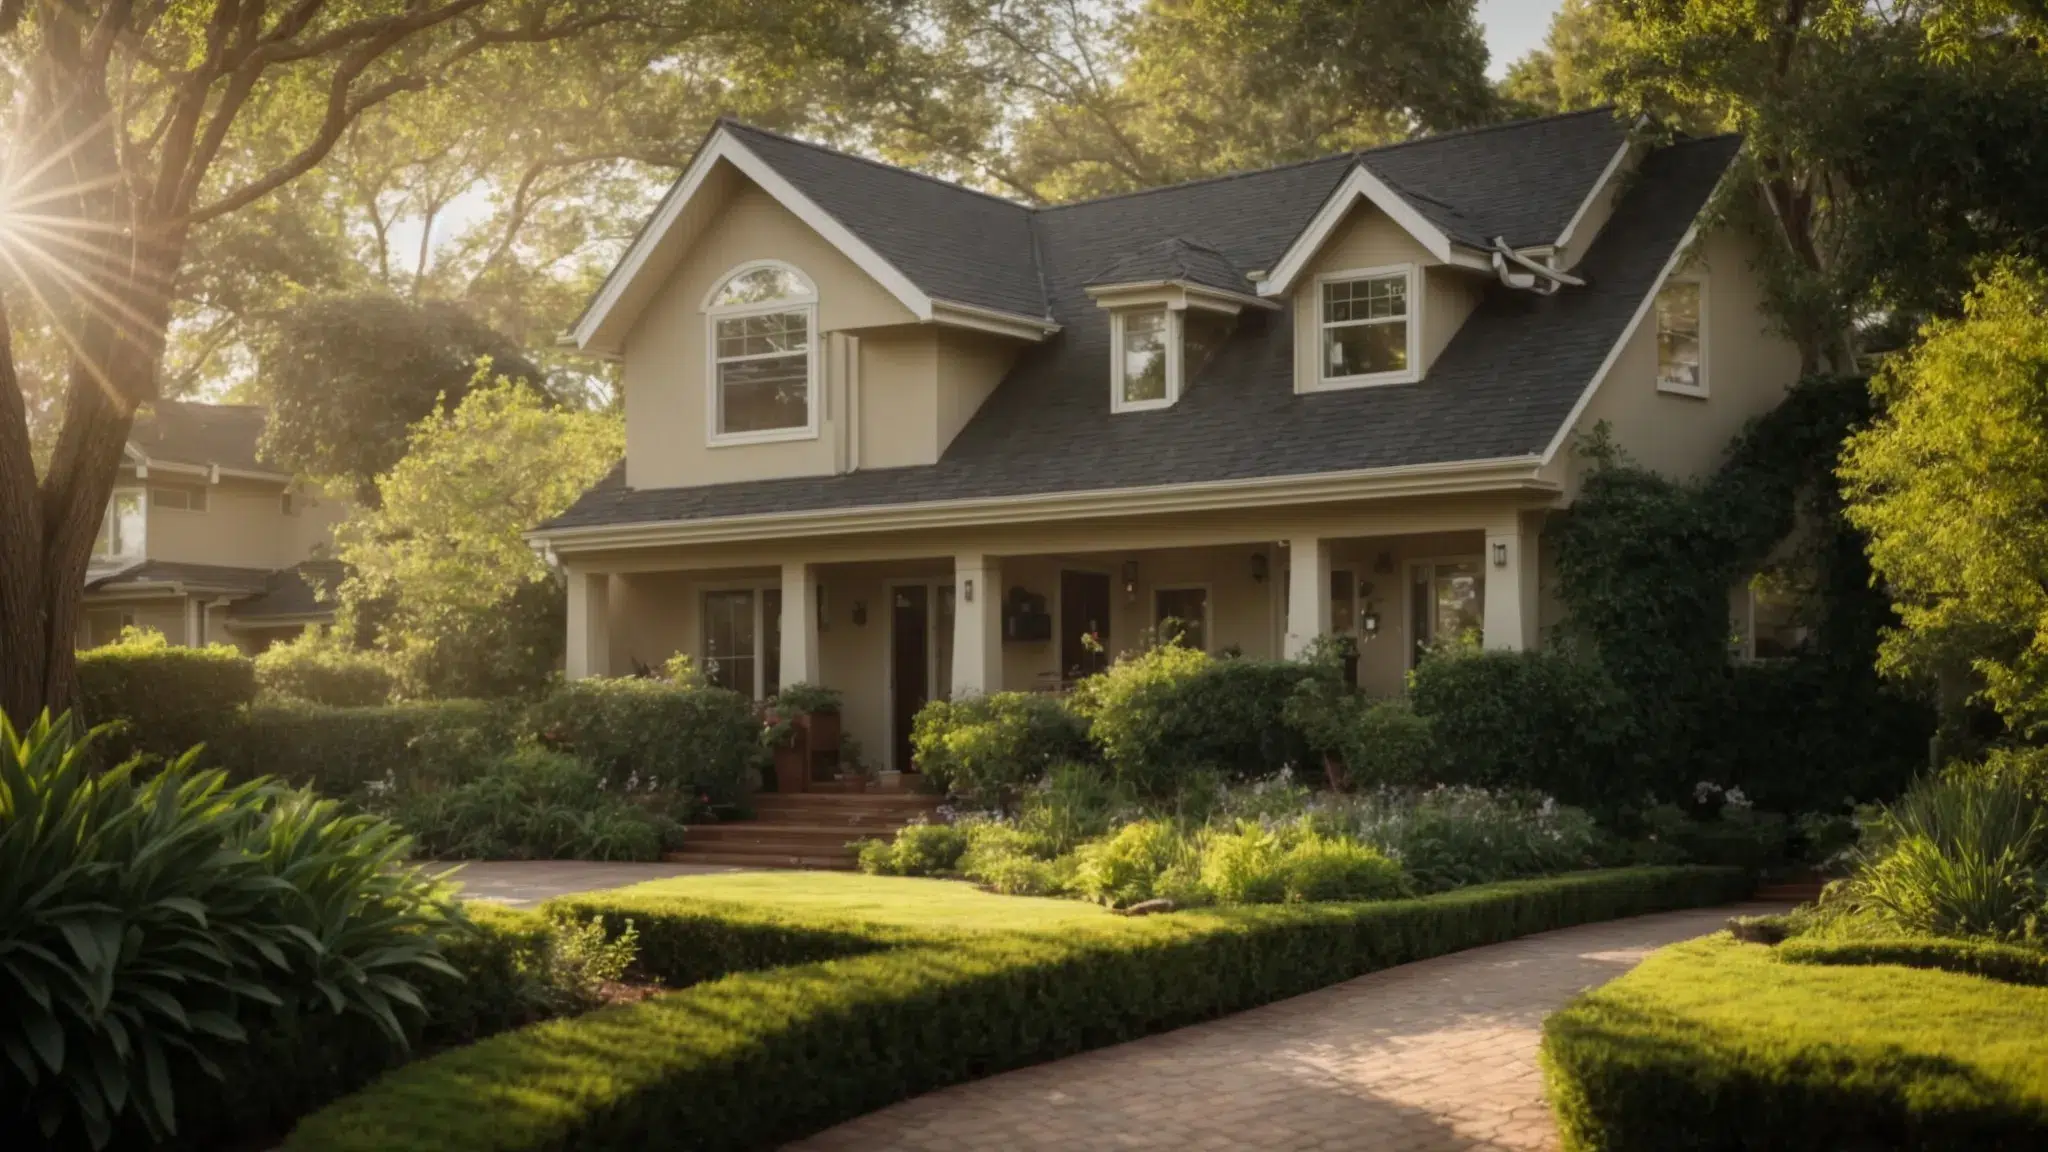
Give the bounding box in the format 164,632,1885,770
1490,238,1586,296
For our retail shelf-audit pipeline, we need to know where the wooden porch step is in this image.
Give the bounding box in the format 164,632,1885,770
685,823,882,848
666,847,858,871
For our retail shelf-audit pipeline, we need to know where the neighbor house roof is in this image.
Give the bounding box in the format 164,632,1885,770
128,401,280,477
227,559,345,621
545,111,1736,534
85,560,276,596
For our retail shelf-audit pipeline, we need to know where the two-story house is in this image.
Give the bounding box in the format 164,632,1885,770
528,108,1800,774
82,400,347,653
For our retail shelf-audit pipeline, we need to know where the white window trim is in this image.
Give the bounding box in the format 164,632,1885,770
149,484,209,513
95,486,146,561
1655,274,1709,399
1311,264,1422,390
703,259,821,448
693,580,783,700
1110,306,1182,414
1151,583,1213,652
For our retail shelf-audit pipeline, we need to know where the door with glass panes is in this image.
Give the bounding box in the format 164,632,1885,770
1408,559,1483,666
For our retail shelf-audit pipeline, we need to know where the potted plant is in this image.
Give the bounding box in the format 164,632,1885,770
759,709,806,793
773,682,844,753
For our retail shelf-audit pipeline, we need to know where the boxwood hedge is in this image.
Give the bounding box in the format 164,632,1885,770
1778,933,2048,988
1543,934,2048,1151
284,867,1748,1152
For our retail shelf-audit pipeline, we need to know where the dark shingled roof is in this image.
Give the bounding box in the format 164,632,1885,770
547,114,1734,533
129,401,275,474
229,560,345,620
86,560,275,595
1088,237,1252,296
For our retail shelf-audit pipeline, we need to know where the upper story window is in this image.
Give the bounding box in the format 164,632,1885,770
704,261,818,445
1656,277,1706,397
150,483,208,512
1111,307,1233,414
94,489,144,561
1317,265,1419,387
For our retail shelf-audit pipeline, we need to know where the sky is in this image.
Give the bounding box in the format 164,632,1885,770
1478,0,1565,77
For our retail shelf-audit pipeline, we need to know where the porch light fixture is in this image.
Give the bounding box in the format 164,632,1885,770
964,577,976,604
1492,542,1508,568
1122,560,1139,598
1362,612,1381,637
1249,553,1269,583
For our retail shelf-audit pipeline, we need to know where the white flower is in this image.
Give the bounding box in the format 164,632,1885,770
1693,780,1724,805
1724,787,1752,811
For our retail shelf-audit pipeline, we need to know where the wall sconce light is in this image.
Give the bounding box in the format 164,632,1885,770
1362,612,1381,637
964,577,976,604
1121,560,1140,598
1492,541,1509,568
850,600,868,627
1249,553,1269,584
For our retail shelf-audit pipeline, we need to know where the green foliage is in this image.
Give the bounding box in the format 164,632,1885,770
254,630,395,707
1076,646,1313,798
282,868,1750,1152
1284,674,1438,788
526,676,763,807
1778,934,2048,988
73,629,256,762
911,691,1094,810
1843,262,2048,735
1305,786,1603,893
1072,819,1198,908
0,714,456,1151
1845,770,2046,941
854,821,971,877
391,748,666,862
1542,935,2048,1151
334,380,622,700
223,699,512,795
1014,762,1129,854
1637,800,1793,873
1408,647,1625,807
958,823,1079,897
1277,834,1411,904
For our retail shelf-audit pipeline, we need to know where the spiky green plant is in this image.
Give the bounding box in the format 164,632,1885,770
1850,770,2047,940
0,713,456,1149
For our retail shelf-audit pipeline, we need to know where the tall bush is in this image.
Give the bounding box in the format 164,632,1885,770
254,631,395,707
1075,646,1313,797
392,748,667,862
73,629,255,761
911,691,1094,809
1409,647,1627,807
221,699,511,794
526,677,762,806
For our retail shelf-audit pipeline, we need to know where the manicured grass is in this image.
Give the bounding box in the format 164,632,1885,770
611,870,1115,932
1543,934,2048,1150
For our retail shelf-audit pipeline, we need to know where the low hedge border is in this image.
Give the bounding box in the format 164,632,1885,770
284,867,1748,1152
1778,933,2048,988
1543,934,2048,1151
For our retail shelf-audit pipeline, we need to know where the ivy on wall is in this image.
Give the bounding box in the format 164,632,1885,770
1547,375,1930,811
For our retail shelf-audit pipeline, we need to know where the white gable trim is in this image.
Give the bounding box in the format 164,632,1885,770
572,128,936,350
1553,138,1634,259
1256,165,1463,298
1538,220,1704,465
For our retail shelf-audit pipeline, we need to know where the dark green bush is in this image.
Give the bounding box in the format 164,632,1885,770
1286,677,1437,788
527,677,762,806
284,867,1750,1152
912,691,1095,809
1637,802,1793,872
1410,647,1627,807
254,631,395,707
221,698,511,794
393,748,666,861
1077,646,1313,797
1543,934,2048,1150
73,631,255,762
1778,934,2048,987
855,821,971,877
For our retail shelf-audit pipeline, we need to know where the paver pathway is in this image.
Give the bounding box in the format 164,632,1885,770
789,902,1785,1152
428,859,741,905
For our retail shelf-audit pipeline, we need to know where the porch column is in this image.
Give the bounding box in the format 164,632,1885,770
565,567,611,679
184,598,201,648
779,561,820,686
952,553,1002,696
1284,536,1331,659
1483,516,1540,651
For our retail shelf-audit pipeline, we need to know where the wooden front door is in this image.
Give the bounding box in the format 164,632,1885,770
1060,570,1112,681
891,585,930,772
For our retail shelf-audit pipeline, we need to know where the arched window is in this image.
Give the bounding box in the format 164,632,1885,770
704,261,818,442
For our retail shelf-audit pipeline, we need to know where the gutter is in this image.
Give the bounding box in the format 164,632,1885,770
528,456,1556,553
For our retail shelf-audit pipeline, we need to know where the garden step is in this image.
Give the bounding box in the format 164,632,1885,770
685,823,883,848
666,845,858,870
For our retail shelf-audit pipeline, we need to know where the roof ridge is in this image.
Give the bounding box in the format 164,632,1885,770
716,118,1034,215
1036,152,1356,213
1358,106,1621,159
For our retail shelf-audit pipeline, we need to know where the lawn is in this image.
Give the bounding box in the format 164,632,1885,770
609,870,1118,932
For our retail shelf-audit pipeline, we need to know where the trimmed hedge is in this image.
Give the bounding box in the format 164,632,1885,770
912,691,1095,809
526,677,763,805
74,635,255,761
1543,935,2048,1151
284,867,1748,1152
255,634,396,707
1779,934,2048,988
1410,647,1626,808
219,699,512,793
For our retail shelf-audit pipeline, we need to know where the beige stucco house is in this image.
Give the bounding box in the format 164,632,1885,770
530,109,1802,773
82,401,347,653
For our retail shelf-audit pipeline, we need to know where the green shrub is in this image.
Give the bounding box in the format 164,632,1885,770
1637,801,1793,872
1197,823,1285,904
1015,761,1129,853
1409,647,1626,808
1072,819,1196,907
855,821,971,877
1778,933,2048,987
393,748,666,861
221,698,512,794
1307,786,1602,892
911,691,1094,809
1846,770,2046,939
254,630,394,706
284,868,1752,1152
73,629,255,762
1543,934,2048,1151
0,714,456,1151
1285,680,1438,789
1076,646,1314,797
527,677,763,806
1280,834,1410,903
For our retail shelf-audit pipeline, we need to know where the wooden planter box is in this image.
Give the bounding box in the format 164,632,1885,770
772,744,809,794
797,709,842,754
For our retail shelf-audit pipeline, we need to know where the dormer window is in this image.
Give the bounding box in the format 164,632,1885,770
705,261,818,445
1109,307,1234,414
1316,265,1420,387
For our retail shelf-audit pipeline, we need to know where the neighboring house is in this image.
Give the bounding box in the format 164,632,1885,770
529,108,1804,773
82,401,348,653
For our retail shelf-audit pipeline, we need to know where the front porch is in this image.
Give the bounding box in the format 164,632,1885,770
563,499,1550,776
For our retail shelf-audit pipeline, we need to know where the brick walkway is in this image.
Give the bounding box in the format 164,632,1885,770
789,903,1781,1152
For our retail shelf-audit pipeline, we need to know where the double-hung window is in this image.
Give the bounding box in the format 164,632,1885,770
1111,307,1232,413
150,484,208,512
1656,277,1707,396
705,262,818,444
93,489,144,561
701,587,784,700
1317,265,1419,387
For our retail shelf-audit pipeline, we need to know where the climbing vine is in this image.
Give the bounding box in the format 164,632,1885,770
1547,375,1929,811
